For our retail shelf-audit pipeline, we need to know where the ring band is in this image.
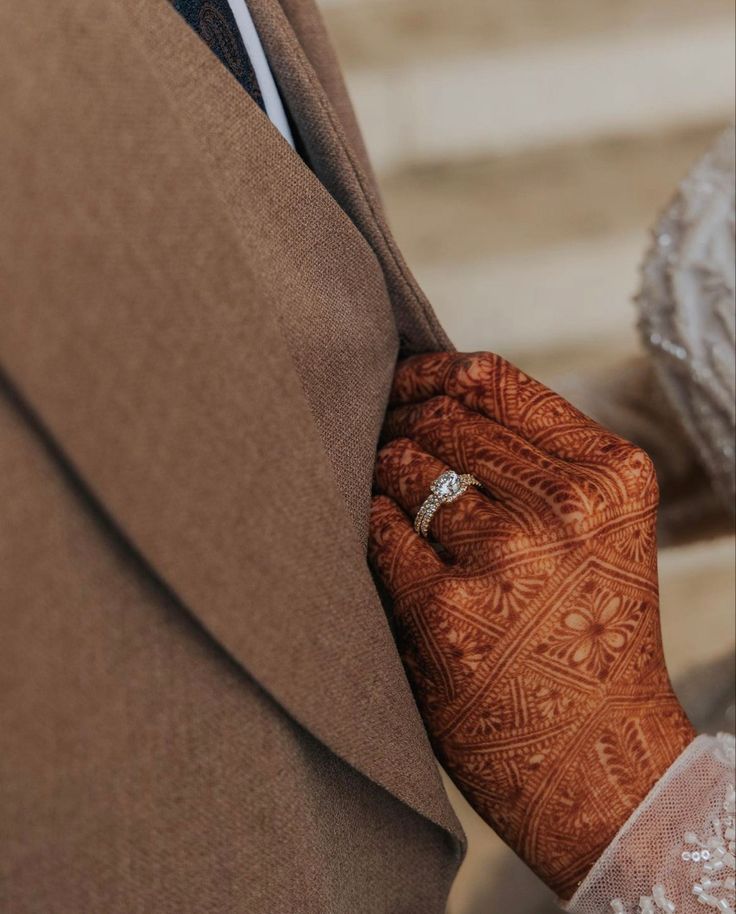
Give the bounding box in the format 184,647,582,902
414,469,481,538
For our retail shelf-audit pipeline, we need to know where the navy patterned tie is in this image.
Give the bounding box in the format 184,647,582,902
173,0,266,110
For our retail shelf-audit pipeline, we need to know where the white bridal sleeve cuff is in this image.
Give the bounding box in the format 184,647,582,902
566,733,735,914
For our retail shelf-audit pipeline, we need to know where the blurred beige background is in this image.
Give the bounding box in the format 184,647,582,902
318,2,736,911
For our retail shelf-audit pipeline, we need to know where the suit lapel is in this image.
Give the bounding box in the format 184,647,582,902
245,0,453,354
0,0,463,846
276,0,379,187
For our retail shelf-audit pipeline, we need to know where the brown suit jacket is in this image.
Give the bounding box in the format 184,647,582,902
0,0,466,911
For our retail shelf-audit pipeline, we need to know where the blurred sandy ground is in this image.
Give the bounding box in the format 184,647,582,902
318,1,736,911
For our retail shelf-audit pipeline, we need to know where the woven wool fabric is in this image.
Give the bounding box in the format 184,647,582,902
0,0,463,911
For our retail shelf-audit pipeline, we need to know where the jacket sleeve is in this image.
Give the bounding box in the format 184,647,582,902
566,734,735,914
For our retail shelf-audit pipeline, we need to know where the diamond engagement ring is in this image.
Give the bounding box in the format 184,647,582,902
414,470,481,538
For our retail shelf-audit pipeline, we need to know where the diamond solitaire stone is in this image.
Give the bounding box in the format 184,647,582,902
415,469,481,537
432,470,463,499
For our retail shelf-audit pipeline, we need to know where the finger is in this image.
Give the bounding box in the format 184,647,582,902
385,396,605,525
390,351,456,406
368,497,463,715
368,495,446,598
374,437,516,557
390,352,631,464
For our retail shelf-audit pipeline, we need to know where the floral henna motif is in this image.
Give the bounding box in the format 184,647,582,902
538,590,642,679
369,352,695,898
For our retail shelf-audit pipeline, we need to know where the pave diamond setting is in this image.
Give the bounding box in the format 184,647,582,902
415,470,482,537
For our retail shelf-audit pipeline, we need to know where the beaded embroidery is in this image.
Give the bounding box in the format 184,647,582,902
609,735,735,914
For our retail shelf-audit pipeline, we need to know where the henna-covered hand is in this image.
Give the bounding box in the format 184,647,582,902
368,352,695,898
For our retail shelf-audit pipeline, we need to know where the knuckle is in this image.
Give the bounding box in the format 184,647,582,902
595,440,659,502
626,446,659,498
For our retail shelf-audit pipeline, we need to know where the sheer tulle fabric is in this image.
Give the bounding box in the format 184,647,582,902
567,734,735,914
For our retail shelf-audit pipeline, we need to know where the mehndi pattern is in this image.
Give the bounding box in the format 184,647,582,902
369,352,695,897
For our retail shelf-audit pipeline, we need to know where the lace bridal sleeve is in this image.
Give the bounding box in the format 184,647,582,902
567,734,735,914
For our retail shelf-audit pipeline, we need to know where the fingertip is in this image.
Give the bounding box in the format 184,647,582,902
369,494,405,541
367,495,410,575
390,351,455,405
375,436,415,473
369,493,399,530
377,436,416,457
